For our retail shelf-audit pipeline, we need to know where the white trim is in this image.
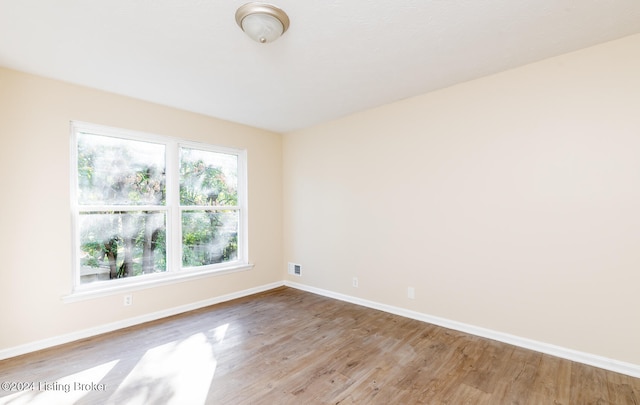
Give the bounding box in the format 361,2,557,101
284,280,640,379
62,263,255,303
6,280,640,378
1,281,283,361
238,148,249,265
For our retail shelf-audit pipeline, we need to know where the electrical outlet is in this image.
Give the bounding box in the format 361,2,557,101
352,277,358,288
123,294,132,306
408,287,415,299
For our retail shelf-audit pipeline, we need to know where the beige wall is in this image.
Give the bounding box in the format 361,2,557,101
2,33,639,367
0,68,282,350
283,34,640,365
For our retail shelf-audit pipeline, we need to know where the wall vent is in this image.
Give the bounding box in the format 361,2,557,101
288,262,302,276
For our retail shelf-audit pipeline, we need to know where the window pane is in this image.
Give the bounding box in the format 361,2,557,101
182,210,238,267
79,211,167,284
180,148,237,206
78,133,166,205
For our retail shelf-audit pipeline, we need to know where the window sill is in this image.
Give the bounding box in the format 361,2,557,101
62,263,254,303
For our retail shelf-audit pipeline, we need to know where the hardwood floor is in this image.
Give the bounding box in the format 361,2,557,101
1,287,638,404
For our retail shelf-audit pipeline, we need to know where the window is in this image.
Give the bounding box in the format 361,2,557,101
70,122,249,296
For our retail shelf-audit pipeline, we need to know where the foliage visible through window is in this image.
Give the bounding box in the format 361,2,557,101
180,148,239,267
73,123,246,288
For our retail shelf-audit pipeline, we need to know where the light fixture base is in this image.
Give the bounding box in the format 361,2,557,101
235,2,290,43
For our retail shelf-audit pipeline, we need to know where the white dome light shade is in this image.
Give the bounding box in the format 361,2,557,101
241,13,283,43
235,3,290,43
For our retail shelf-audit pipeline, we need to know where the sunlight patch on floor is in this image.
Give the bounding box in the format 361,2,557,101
211,323,229,344
106,332,218,405
0,360,118,405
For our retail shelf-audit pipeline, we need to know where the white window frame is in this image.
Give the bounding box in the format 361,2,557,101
65,121,251,302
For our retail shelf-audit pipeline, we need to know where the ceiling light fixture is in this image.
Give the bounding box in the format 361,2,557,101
235,2,290,44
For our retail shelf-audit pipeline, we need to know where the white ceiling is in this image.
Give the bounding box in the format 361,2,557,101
1,1,640,133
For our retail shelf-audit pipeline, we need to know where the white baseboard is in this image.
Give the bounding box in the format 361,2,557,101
285,280,640,379
0,281,284,361
4,279,639,379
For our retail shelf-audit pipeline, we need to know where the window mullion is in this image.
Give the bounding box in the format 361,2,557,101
237,149,248,266
181,205,240,211
77,205,168,213
166,141,181,274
